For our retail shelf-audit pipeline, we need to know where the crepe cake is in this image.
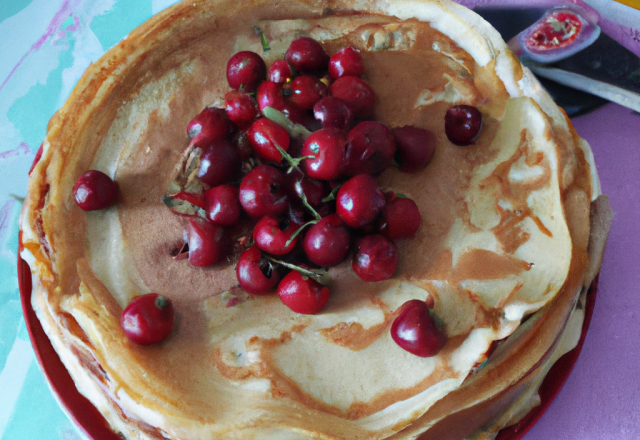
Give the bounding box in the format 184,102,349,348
19,0,610,439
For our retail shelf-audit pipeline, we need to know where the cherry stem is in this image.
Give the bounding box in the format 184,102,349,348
274,144,315,174
155,295,170,310
266,256,328,284
254,26,270,53
321,184,341,203
284,218,318,248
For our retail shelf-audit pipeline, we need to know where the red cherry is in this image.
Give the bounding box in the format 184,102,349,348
287,75,329,110
225,91,259,127
313,97,352,131
285,37,330,73
239,165,289,218
344,121,396,176
303,214,351,267
257,80,287,113
73,170,118,211
328,47,364,79
204,185,241,226
336,174,385,228
352,234,398,282
185,218,228,267
268,60,292,83
253,216,300,256
329,76,375,118
236,245,280,294
285,168,330,207
445,105,482,146
301,128,346,181
187,107,233,143
278,270,330,314
391,299,445,357
378,194,422,240
197,139,241,187
226,51,267,92
247,118,290,164
392,126,436,173
121,293,174,345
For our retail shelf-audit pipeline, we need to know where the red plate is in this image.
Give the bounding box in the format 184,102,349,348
18,234,598,440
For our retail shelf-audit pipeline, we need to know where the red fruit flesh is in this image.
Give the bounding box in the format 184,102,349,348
226,51,267,92
378,195,422,240
73,170,118,211
187,107,232,143
391,299,445,357
336,174,385,228
268,60,292,83
247,118,290,164
185,218,228,267
352,234,399,282
121,293,174,345
344,121,396,176
328,46,364,79
288,75,329,110
392,125,436,173
445,105,482,146
285,37,330,73
236,245,280,294
204,185,241,226
301,128,346,181
278,270,330,314
239,165,289,218
253,216,300,256
329,76,375,118
197,139,241,187
303,214,351,267
313,97,352,131
225,91,259,127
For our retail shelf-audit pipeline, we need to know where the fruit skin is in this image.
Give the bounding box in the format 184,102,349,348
253,216,300,256
378,195,422,240
344,121,396,176
336,174,385,228
278,270,330,314
187,107,233,143
301,128,346,181
239,165,289,218
392,125,436,173
328,46,364,79
268,60,292,83
225,91,259,127
247,118,290,164
352,234,398,282
313,97,352,131
185,218,228,267
285,168,330,207
391,299,445,357
285,37,330,73
288,75,329,110
121,294,174,345
73,170,118,211
444,105,482,146
236,245,280,295
204,185,241,226
226,51,267,92
197,139,241,187
303,214,351,267
329,76,375,118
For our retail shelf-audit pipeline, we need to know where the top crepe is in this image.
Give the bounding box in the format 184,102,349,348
20,0,601,439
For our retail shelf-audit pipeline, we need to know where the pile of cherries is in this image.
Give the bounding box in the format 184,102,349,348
72,35,484,356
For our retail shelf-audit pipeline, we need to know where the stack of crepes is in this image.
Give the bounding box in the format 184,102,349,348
20,0,611,439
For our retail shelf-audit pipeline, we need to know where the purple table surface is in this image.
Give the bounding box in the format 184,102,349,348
528,103,640,439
